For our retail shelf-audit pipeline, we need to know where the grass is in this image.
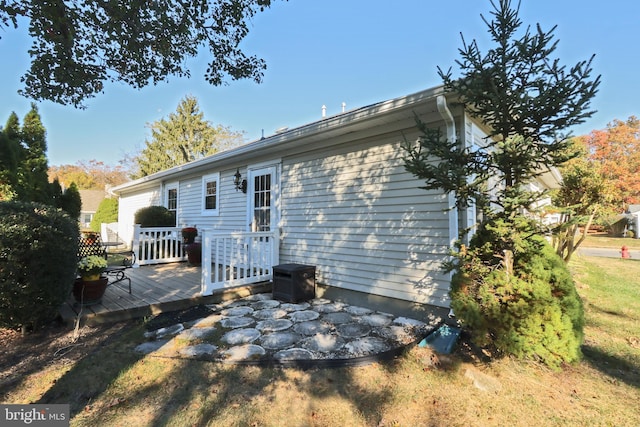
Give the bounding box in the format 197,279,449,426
2,254,640,426
581,233,640,249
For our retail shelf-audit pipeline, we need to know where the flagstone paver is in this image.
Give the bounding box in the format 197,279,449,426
136,294,438,366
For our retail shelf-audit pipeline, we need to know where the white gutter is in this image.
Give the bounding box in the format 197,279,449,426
437,95,459,249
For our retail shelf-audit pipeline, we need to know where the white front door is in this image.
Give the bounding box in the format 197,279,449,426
248,166,278,233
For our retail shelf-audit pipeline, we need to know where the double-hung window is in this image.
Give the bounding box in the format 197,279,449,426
202,173,220,216
165,183,178,225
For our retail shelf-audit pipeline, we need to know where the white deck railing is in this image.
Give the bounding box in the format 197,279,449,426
131,225,278,294
132,225,187,265
201,230,279,295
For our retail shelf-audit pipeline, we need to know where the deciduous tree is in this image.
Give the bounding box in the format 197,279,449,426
48,160,130,190
0,0,283,107
580,116,640,206
552,138,614,261
132,95,244,178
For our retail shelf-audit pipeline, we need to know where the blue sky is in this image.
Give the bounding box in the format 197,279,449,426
1,0,638,166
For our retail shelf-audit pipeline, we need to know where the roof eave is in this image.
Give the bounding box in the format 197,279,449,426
111,85,447,194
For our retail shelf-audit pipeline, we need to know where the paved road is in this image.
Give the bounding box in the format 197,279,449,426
578,247,636,259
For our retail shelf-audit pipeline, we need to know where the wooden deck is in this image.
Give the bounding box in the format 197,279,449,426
59,262,272,326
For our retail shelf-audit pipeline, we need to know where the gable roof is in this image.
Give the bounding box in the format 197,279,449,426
111,85,450,194
79,190,107,212
111,84,562,194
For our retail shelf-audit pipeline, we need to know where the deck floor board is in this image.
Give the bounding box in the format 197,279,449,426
61,263,271,325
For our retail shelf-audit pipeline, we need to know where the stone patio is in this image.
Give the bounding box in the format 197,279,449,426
134,293,441,367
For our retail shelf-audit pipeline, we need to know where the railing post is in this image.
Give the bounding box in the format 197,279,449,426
272,228,279,267
132,224,141,267
201,228,211,295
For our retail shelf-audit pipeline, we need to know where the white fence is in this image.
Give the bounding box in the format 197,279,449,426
132,225,187,265
130,226,278,293
201,230,278,295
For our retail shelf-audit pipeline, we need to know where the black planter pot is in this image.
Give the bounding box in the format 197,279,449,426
185,242,202,266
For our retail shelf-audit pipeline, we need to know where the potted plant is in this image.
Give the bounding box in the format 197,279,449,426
185,241,202,266
181,227,201,266
181,227,198,244
77,255,108,281
74,255,109,305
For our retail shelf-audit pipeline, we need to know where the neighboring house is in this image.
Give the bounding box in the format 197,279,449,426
78,189,106,230
111,86,560,311
620,205,640,238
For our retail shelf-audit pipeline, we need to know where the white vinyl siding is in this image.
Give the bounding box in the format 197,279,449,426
112,87,469,308
176,169,248,233
280,133,452,307
117,185,162,246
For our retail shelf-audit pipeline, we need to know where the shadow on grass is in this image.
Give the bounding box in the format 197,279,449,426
582,344,640,389
67,353,402,426
588,303,636,319
36,322,147,417
31,322,410,426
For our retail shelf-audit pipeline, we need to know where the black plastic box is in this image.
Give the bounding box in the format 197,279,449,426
272,263,316,302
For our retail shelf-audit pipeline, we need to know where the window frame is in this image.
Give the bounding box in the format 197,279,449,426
165,183,178,226
201,173,220,216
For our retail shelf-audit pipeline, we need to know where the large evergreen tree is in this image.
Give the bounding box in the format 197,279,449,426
59,182,82,219
1,105,56,205
132,95,244,178
403,0,599,368
405,0,600,216
0,0,284,107
0,113,23,201
20,103,51,204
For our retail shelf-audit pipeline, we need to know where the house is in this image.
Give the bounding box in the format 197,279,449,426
78,189,107,230
628,205,640,238
110,85,559,316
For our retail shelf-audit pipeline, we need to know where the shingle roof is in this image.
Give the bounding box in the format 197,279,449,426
79,190,107,213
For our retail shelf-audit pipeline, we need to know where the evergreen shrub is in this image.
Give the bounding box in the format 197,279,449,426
0,201,79,331
450,216,585,369
90,197,119,232
134,206,175,227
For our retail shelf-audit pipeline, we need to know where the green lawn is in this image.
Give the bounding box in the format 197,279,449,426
582,233,640,249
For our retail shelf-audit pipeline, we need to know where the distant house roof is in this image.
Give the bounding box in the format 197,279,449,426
79,190,107,213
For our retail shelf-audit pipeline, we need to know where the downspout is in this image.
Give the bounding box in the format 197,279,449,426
437,95,458,317
436,95,459,249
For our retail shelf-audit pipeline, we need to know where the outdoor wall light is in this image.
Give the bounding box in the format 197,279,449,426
234,168,247,193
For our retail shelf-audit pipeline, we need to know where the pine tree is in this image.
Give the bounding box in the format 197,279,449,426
133,95,244,178
405,0,600,218
0,113,24,201
403,0,599,368
60,182,82,219
20,103,51,204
